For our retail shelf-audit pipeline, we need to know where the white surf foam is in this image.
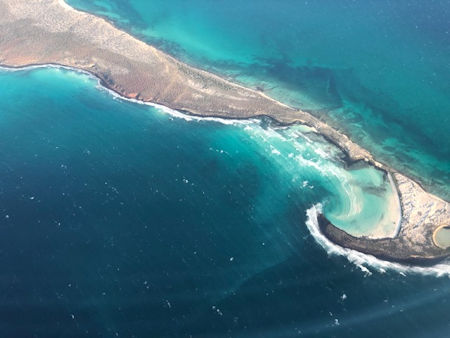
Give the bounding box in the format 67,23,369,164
305,204,450,278
0,64,257,127
4,65,446,278
92,76,255,127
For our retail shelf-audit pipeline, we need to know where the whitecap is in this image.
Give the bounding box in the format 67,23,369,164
305,204,450,278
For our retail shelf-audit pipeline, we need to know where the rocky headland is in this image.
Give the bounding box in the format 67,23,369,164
0,0,448,264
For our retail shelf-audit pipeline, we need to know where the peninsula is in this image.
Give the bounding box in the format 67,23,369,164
1,0,449,264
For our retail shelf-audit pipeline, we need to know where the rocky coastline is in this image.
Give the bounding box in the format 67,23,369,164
0,0,448,264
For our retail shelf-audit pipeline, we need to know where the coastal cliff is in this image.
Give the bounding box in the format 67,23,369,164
0,0,448,264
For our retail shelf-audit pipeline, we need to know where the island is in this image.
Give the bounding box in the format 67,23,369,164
1,0,449,264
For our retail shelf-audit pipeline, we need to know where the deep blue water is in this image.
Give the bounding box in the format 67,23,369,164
0,0,449,337
0,66,448,337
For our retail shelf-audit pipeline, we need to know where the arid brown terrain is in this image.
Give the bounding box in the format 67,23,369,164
1,0,448,264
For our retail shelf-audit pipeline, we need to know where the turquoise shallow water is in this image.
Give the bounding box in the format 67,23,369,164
68,0,450,200
0,66,448,337
1,0,450,336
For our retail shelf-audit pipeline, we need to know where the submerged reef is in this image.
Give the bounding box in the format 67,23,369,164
0,0,448,264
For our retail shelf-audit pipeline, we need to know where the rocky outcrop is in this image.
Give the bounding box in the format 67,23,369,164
1,0,449,264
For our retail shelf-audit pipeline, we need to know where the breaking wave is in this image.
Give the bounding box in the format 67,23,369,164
305,204,450,278
4,64,447,278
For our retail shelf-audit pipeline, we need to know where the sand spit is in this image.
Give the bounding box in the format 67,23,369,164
0,0,448,264
319,174,449,265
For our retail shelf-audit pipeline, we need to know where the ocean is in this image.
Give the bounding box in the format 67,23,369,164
67,0,450,200
0,0,449,337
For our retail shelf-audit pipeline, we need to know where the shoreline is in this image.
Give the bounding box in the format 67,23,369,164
0,0,448,266
1,61,442,204
317,214,449,266
55,0,447,198
305,204,450,276
388,172,403,238
2,61,448,266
